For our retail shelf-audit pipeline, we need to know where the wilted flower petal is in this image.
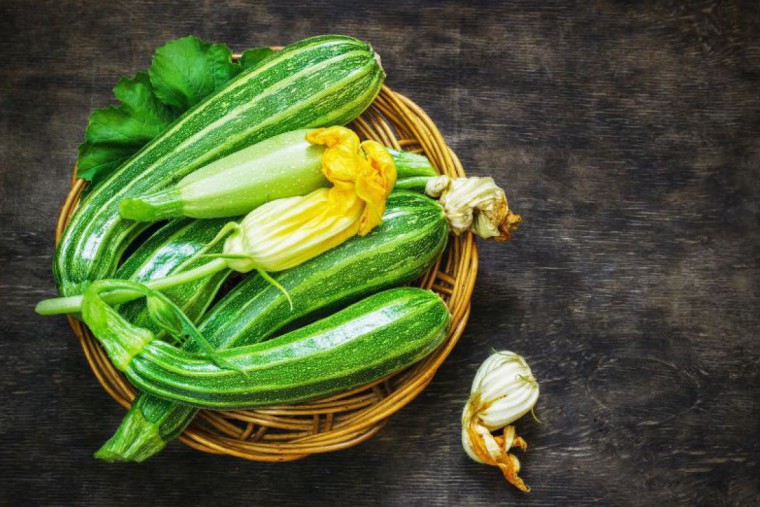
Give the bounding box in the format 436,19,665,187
462,351,539,492
425,176,521,240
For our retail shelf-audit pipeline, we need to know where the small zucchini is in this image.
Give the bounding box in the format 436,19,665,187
119,128,437,221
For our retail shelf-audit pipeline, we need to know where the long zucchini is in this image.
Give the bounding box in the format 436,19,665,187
55,35,384,295
85,287,451,409
97,191,448,461
196,191,447,349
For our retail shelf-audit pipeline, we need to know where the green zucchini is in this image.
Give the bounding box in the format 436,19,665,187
55,35,384,296
97,191,448,461
195,191,447,349
115,218,230,331
119,129,439,222
85,286,451,409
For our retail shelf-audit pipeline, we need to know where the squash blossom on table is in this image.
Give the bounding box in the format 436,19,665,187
35,126,396,315
462,351,540,493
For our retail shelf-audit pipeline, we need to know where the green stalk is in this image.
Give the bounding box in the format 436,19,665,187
94,406,169,462
395,176,433,192
36,259,228,316
82,279,233,370
386,149,438,178
96,394,194,462
81,281,157,371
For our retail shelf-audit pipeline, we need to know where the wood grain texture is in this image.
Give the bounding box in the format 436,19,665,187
1,0,759,505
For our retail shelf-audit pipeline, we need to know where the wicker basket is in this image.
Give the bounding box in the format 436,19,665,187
56,84,478,461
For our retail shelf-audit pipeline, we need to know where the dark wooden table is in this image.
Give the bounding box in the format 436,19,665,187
2,1,759,505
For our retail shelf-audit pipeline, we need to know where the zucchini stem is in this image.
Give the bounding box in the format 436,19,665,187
394,176,433,192
94,407,166,462
35,258,229,315
83,279,237,371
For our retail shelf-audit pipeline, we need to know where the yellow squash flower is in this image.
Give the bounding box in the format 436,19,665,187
223,126,397,273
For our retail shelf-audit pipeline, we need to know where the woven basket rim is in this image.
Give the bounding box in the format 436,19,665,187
56,83,478,461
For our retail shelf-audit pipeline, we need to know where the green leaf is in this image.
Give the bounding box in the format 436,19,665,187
76,72,175,182
76,36,268,183
240,47,274,69
76,142,133,183
146,295,184,339
148,36,242,111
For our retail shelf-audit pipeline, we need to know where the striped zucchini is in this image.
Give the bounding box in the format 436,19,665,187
97,191,448,461
115,218,230,331
55,35,384,295
86,287,451,409
195,191,447,349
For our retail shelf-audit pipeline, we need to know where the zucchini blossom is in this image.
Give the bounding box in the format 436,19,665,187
223,126,397,272
462,351,539,492
425,175,521,240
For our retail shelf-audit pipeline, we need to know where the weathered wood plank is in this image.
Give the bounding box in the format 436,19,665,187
1,0,758,505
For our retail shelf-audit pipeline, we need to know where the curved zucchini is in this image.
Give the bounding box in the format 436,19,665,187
55,35,385,295
98,287,451,409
